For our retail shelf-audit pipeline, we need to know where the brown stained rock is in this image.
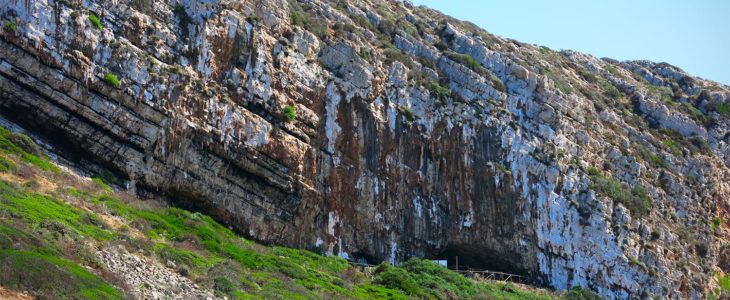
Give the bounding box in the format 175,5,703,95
1,1,729,299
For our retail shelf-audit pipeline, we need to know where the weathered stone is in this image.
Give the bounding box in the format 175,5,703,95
1,0,729,299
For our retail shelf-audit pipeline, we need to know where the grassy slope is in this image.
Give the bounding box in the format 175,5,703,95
0,127,589,299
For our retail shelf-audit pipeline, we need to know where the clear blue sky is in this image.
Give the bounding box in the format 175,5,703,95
410,0,730,85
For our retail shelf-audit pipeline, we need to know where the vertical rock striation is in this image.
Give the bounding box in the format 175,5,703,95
0,0,728,298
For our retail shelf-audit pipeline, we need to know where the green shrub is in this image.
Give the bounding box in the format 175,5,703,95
660,129,713,156
373,259,506,299
213,277,237,297
161,64,182,75
589,173,653,218
377,17,396,37
712,101,729,117
383,48,413,68
683,102,703,116
495,162,510,174
587,167,601,176
711,217,723,233
488,72,507,93
7,133,40,155
354,284,408,300
543,68,573,95
396,20,418,36
539,46,552,55
576,67,597,83
283,105,296,122
155,244,207,272
603,64,623,78
0,250,121,299
689,136,712,155
634,144,666,168
398,106,416,122
680,102,713,127
3,20,16,31
0,156,15,172
429,82,450,100
104,73,121,87
719,274,730,292
306,18,329,39
21,153,59,172
662,140,682,156
91,176,112,192
0,180,113,240
290,11,306,26
289,9,327,38
598,78,621,99
373,263,422,296
444,51,505,92
564,286,602,300
0,128,59,172
445,51,480,71
88,13,103,30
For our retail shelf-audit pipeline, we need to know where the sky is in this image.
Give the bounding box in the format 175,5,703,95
409,0,730,85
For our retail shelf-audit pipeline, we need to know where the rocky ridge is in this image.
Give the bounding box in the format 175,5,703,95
1,0,729,298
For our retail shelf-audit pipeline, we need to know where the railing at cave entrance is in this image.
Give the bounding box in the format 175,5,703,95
346,262,527,284
450,268,528,284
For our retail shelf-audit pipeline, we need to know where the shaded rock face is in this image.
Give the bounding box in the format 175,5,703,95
0,0,729,298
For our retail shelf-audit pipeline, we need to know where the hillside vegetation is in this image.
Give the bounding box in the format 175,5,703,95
0,127,594,299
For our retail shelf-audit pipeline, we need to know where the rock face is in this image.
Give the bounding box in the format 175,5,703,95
1,0,729,298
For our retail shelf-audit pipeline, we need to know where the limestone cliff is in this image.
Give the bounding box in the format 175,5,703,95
0,0,729,298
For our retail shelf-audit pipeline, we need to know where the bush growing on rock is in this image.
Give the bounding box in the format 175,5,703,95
543,68,573,95
88,13,103,30
445,51,480,71
565,286,602,300
598,78,622,100
383,48,414,68
290,11,306,26
397,106,416,122
711,101,729,117
288,3,328,39
104,73,121,87
587,167,601,176
7,133,39,155
589,172,653,218
429,81,450,100
576,67,598,83
689,136,712,155
3,21,16,31
662,140,682,156
283,105,297,122
444,51,505,92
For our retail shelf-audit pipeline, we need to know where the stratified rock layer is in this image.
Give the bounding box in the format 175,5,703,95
1,0,728,298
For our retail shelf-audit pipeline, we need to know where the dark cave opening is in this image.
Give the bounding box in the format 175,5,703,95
432,245,534,283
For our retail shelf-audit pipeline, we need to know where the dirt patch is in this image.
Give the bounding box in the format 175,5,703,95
0,287,33,300
99,214,145,239
0,172,57,194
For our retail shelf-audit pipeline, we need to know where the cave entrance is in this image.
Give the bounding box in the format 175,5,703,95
432,246,532,284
